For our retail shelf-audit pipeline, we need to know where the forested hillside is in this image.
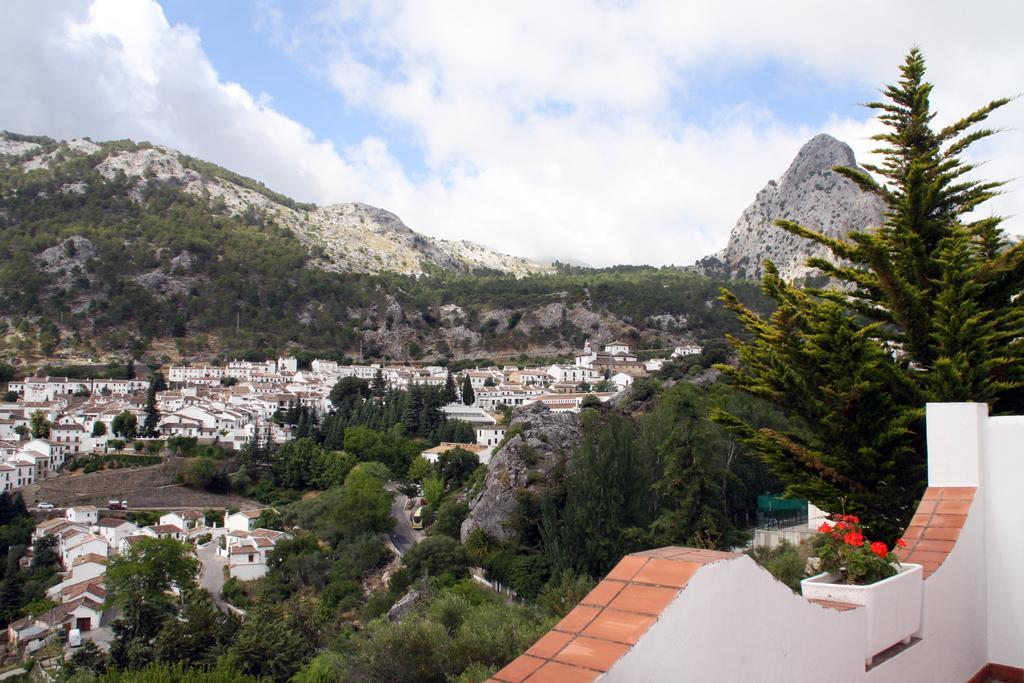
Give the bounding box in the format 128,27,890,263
0,131,770,365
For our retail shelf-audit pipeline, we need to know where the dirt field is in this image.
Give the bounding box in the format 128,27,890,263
33,460,260,511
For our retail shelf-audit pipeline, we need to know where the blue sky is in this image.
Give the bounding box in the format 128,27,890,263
2,1,1021,266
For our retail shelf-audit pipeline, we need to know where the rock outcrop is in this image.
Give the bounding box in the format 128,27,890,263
461,402,581,544
704,134,886,282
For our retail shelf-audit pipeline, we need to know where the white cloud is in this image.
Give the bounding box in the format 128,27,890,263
0,0,393,211
1,0,1022,268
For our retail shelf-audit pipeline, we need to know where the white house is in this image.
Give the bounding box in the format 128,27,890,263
66,506,99,525
61,533,109,569
224,528,290,580
440,404,497,425
529,392,615,413
225,509,267,533
611,372,634,391
142,524,184,541
672,344,703,358
476,425,508,448
160,510,205,531
92,518,139,549
420,442,491,465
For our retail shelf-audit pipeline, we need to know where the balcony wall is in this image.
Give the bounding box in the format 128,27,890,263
490,403,1023,683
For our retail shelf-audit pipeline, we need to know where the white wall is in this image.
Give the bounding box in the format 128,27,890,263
604,557,866,682
601,402,1020,682
229,562,267,581
982,415,1024,668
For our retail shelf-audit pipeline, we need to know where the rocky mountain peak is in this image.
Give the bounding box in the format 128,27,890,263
701,133,886,282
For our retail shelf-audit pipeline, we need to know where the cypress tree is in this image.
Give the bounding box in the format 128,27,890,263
716,49,1023,541
444,371,458,404
461,375,475,406
143,383,160,437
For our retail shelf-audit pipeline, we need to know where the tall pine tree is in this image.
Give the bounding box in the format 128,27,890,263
716,49,1023,541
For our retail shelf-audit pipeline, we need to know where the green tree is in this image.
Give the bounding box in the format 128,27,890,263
444,371,458,404
143,382,160,437
273,437,326,489
317,450,357,489
106,537,200,669
181,457,217,490
111,410,138,440
330,376,370,409
461,375,475,406
151,371,167,392
402,535,470,585
153,590,239,668
406,456,433,483
225,603,314,681
337,464,394,538
437,448,480,489
92,420,107,437
717,49,1023,541
30,410,50,438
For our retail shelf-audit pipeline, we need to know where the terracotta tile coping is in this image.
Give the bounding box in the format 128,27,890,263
807,598,859,612
896,486,975,578
490,547,740,682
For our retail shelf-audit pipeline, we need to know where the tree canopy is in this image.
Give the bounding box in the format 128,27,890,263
716,48,1023,541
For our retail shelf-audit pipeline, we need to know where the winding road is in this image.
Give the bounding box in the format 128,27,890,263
389,490,423,556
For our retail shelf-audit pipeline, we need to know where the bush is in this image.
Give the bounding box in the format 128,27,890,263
402,535,470,586
746,541,809,592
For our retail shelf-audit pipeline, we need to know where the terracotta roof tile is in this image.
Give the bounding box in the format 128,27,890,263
554,635,630,671
581,610,656,645
525,630,573,659
491,654,546,682
605,555,648,582
493,546,741,680
922,526,960,542
527,661,601,683
607,584,679,616
553,605,601,634
580,579,625,607
896,486,975,578
632,558,698,588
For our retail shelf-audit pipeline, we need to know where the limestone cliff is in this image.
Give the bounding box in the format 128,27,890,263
700,134,886,281
461,403,581,544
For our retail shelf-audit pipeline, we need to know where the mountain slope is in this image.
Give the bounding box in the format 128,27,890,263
0,131,767,363
3,132,548,277
698,134,887,281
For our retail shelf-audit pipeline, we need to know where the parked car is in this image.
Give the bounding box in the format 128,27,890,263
37,502,54,510
68,629,82,648
108,500,128,510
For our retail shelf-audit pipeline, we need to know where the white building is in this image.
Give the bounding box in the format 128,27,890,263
672,344,703,358
65,506,99,525
92,518,139,550
476,425,508,448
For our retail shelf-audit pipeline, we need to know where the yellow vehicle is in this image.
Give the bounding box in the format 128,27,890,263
410,506,424,530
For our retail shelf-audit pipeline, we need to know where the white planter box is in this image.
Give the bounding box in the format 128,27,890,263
802,563,923,665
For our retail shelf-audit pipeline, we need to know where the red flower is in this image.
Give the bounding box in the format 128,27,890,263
849,515,859,524
844,531,864,547
896,538,907,548
871,541,888,558
818,522,832,534
835,521,847,531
